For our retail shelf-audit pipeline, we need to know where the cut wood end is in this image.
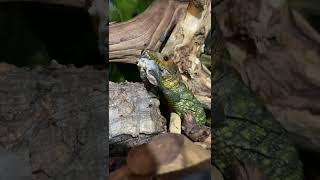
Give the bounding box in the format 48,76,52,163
169,112,182,134
188,0,207,17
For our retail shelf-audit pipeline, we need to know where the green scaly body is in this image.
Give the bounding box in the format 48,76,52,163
137,50,206,126
212,17,303,180
159,72,206,126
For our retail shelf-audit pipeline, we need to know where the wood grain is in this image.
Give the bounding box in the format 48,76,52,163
108,0,189,63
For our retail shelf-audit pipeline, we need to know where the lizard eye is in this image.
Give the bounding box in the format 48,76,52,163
163,55,169,61
140,49,149,58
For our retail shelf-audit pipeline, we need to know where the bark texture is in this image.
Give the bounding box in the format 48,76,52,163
109,81,166,141
108,82,167,172
215,0,320,151
161,0,212,108
0,62,107,180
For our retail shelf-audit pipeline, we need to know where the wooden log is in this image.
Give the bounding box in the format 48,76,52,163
109,82,167,171
109,81,166,146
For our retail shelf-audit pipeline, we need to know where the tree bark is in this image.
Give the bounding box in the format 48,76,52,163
109,81,166,143
0,63,167,178
109,82,167,171
0,62,107,180
215,0,320,151
161,0,212,108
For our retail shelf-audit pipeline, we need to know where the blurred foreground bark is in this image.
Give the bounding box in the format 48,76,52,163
215,0,320,152
0,62,107,180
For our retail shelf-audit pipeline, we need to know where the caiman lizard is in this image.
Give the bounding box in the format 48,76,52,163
136,18,304,180
137,49,207,127
137,49,210,141
212,15,304,180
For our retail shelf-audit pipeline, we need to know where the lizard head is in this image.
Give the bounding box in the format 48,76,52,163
137,49,178,86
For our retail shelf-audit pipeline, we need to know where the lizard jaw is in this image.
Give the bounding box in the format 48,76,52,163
137,57,159,86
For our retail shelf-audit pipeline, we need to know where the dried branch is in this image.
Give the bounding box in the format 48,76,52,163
108,0,189,63
161,0,212,108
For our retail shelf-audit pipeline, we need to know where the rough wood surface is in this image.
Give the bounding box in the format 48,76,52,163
161,0,212,108
108,82,167,172
108,0,189,63
0,62,107,180
215,0,320,151
109,81,166,141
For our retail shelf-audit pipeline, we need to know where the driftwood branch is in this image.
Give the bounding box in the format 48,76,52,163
0,62,107,180
162,0,212,108
109,0,212,107
215,0,320,151
108,0,189,63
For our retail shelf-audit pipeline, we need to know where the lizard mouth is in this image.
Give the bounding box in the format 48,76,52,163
139,49,152,59
137,57,160,86
137,50,171,86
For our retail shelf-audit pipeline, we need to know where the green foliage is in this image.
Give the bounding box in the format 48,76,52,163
109,0,154,22
109,63,125,82
109,63,141,82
